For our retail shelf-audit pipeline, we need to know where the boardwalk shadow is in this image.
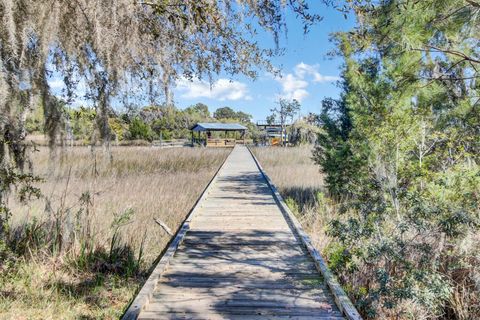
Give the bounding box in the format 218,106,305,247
138,147,342,318
280,186,325,213
151,229,342,319
216,172,272,195
210,172,278,207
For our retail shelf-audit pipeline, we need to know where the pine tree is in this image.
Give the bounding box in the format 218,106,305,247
315,1,480,318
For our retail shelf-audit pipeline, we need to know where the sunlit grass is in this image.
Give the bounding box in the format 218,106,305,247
251,146,333,253
2,146,230,319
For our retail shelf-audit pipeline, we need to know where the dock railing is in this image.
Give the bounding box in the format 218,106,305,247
206,138,236,147
151,139,191,148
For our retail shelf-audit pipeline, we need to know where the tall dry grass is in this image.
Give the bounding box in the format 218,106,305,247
12,146,229,262
251,146,334,250
253,146,480,320
1,146,229,319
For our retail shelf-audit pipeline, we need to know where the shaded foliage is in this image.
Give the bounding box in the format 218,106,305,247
314,1,480,319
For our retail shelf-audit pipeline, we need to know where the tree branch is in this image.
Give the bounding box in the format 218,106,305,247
466,0,480,8
421,45,480,64
153,217,173,236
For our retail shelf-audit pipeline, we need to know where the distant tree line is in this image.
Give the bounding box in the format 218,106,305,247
26,103,260,143
26,99,325,146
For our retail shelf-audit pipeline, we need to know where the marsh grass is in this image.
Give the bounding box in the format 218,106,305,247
1,146,229,319
251,146,334,250
253,146,480,320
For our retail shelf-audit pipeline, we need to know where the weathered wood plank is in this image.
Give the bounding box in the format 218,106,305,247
160,273,322,283
193,216,286,221
170,255,313,265
139,311,345,320
127,146,359,320
178,242,307,253
164,267,318,279
248,147,362,320
168,258,318,270
172,251,308,261
197,213,281,217
184,230,296,239
161,267,313,279
191,224,290,230
144,303,343,317
146,299,338,309
151,295,335,306
151,285,333,297
150,280,324,290
177,248,306,258
166,261,318,273
181,240,299,248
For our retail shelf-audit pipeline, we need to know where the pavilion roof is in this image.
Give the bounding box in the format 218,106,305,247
191,123,247,132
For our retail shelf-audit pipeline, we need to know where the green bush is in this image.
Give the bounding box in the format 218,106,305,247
128,117,155,142
313,2,480,318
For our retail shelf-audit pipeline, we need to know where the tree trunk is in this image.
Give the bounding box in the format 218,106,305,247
94,74,113,161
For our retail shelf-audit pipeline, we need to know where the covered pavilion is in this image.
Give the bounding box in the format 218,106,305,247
191,123,247,147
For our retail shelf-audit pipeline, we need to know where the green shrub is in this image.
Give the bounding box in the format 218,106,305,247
313,3,480,317
285,197,300,215
128,117,155,142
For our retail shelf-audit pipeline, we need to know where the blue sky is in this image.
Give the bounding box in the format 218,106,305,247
49,3,354,122
174,5,354,121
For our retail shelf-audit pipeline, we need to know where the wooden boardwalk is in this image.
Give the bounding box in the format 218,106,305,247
124,146,360,320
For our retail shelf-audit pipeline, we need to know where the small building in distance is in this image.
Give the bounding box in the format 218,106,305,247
191,122,247,147
256,120,288,146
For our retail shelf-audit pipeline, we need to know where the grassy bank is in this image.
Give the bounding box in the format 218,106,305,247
251,146,333,250
252,146,480,319
1,146,230,319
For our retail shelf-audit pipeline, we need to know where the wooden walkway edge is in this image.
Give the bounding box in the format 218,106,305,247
122,145,362,320
247,147,362,320
122,151,231,320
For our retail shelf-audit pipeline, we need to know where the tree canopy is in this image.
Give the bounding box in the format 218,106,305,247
270,98,301,146
0,0,322,157
314,0,480,318
213,106,252,123
0,0,323,254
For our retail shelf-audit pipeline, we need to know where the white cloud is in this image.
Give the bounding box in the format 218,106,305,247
291,88,309,101
275,62,340,102
294,62,314,78
176,77,251,101
280,74,309,93
276,73,309,101
294,62,341,83
313,74,341,83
